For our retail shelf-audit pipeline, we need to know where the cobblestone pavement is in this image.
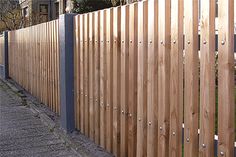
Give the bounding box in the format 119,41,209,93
0,80,79,157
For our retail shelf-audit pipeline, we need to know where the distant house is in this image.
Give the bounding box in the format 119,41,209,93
19,0,67,26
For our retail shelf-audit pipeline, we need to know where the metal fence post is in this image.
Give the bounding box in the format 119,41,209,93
59,13,76,133
0,31,9,79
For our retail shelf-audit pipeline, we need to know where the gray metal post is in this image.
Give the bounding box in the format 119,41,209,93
0,31,9,79
59,13,76,133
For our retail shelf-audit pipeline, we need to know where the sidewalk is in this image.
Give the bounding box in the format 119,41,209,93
0,80,79,157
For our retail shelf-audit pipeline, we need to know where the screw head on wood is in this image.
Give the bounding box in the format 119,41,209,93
203,40,207,44
160,40,163,44
172,132,176,136
173,40,176,44
220,152,224,156
148,122,152,125
149,40,152,44
114,40,116,43
139,41,142,43
186,138,190,142
221,40,225,45
121,110,124,114
159,126,163,130
129,113,132,117
138,118,141,121
187,41,190,44
202,143,206,148
130,40,132,43
122,40,124,43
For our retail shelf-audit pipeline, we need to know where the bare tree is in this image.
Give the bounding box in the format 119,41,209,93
0,0,24,31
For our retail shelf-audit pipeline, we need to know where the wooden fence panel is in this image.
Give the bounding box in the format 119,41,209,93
218,0,235,157
72,0,235,157
8,20,60,114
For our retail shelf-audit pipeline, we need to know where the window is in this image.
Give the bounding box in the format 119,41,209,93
55,2,59,19
23,7,29,17
39,4,49,22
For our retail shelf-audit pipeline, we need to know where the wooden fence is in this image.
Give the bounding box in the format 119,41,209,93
8,20,60,114
74,0,235,157
0,35,4,65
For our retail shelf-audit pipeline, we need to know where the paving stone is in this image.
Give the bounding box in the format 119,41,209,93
0,80,79,157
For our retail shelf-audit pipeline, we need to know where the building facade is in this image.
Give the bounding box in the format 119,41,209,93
19,0,67,25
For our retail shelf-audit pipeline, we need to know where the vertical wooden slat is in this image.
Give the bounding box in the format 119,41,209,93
128,3,138,157
169,0,183,156
157,0,171,156
120,5,129,157
106,8,113,152
199,0,215,156
136,1,148,156
89,13,95,140
100,10,106,148
184,0,199,156
74,16,79,128
147,0,158,157
94,11,100,145
112,6,121,157
218,0,235,157
84,14,89,137
80,15,85,133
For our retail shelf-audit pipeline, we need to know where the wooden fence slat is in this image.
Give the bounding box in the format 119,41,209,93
105,8,113,152
218,0,235,157
100,10,106,148
157,0,171,156
199,0,216,156
136,1,148,156
84,14,89,137
128,3,138,157
74,15,80,129
89,12,95,140
120,5,129,157
169,0,183,156
94,11,100,145
184,0,199,156
79,15,85,133
112,7,121,157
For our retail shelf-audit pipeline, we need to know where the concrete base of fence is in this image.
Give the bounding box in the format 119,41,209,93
0,31,8,80
59,13,76,133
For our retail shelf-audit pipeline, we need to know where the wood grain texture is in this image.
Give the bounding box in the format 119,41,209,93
8,20,60,114
199,0,215,156
184,0,199,156
157,0,171,156
169,0,183,156
218,0,235,157
136,1,148,157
